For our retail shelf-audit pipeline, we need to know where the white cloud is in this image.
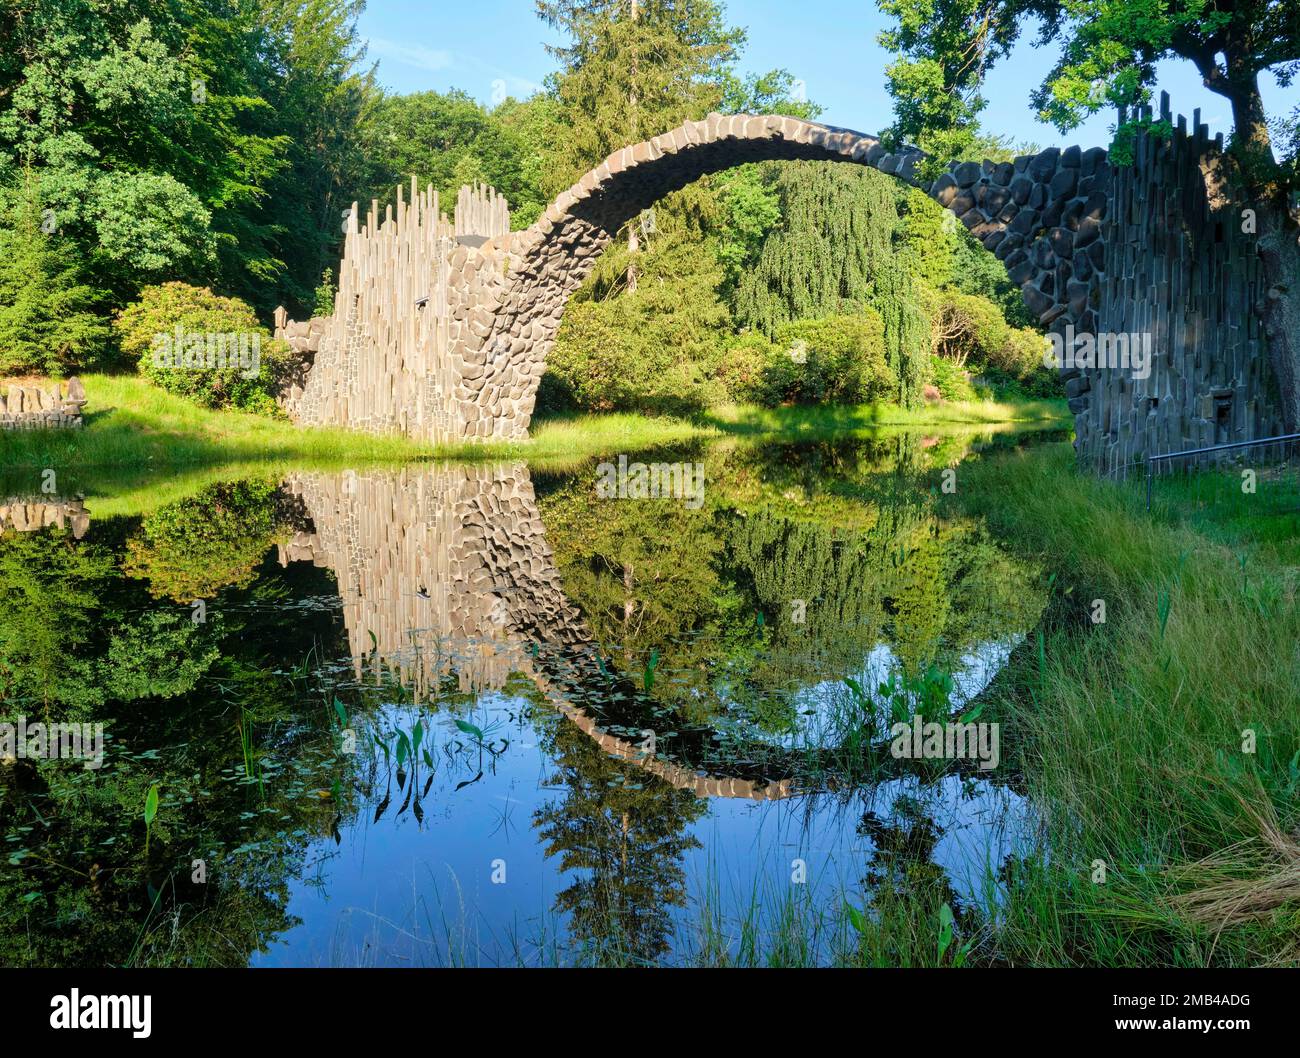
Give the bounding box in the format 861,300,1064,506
368,37,454,73
365,37,542,101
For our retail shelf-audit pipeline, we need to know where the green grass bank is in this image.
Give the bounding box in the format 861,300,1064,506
938,444,1300,967
0,374,1068,471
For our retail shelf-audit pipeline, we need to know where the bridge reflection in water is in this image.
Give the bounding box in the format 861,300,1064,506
276,464,792,800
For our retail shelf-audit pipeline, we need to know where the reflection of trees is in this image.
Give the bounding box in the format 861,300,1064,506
533,713,706,965
856,793,981,954
0,528,117,711
859,799,963,913
0,483,362,967
539,468,761,722
123,479,287,602
540,433,1045,737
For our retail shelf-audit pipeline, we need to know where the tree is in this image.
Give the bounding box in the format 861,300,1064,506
0,0,376,324
0,527,117,711
538,0,743,180
122,479,285,601
252,0,380,316
361,89,550,227
733,162,932,405
0,171,107,375
876,0,1300,427
538,0,744,290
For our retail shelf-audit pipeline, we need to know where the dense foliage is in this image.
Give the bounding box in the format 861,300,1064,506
113,283,292,413
0,0,1056,413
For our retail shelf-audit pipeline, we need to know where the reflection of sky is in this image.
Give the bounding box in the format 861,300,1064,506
253,673,1031,967
724,637,1023,750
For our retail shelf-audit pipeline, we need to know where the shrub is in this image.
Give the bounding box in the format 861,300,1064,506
113,282,292,414
716,331,779,403
927,354,976,401
758,312,896,406
544,234,733,417
920,283,1047,379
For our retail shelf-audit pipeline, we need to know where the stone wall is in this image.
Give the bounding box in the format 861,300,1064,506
1073,95,1286,472
276,183,517,439
0,378,86,430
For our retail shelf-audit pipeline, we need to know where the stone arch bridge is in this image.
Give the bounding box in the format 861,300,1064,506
277,95,1286,471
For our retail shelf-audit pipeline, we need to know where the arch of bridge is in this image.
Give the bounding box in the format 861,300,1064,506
475,113,1110,437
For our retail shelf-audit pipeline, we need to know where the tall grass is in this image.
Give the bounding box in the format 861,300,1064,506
948,444,1300,966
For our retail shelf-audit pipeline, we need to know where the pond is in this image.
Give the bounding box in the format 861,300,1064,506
0,424,1067,966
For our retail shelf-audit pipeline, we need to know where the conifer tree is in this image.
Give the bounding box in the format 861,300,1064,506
0,172,107,375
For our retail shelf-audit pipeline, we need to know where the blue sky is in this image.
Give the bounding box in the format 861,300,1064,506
357,0,1297,152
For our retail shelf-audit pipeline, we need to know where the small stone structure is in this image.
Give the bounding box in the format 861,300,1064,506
276,99,1289,470
0,377,86,430
0,497,90,538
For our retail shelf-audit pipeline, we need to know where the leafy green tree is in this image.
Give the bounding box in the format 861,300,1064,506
734,162,931,405
544,189,734,414
0,0,376,322
0,171,107,374
253,0,379,315
719,68,824,121
533,715,705,964
85,170,217,284
714,165,782,292
361,89,551,228
758,313,897,405
538,0,744,181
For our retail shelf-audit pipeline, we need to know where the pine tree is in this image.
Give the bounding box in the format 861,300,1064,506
0,173,107,376
537,0,742,291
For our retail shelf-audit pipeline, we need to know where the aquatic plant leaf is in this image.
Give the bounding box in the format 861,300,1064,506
454,718,484,741
144,785,160,827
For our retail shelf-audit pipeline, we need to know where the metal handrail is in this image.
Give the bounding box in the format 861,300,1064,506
1144,432,1300,510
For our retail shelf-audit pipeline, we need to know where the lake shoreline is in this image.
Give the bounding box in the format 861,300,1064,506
0,373,1068,470
936,444,1300,967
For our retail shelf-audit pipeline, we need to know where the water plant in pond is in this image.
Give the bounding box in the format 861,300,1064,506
143,784,159,854
936,902,973,967
643,648,660,693
236,706,263,792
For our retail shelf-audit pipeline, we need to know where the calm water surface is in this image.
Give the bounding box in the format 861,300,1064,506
0,427,1063,966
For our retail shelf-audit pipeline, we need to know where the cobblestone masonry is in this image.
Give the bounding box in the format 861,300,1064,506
277,100,1287,469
